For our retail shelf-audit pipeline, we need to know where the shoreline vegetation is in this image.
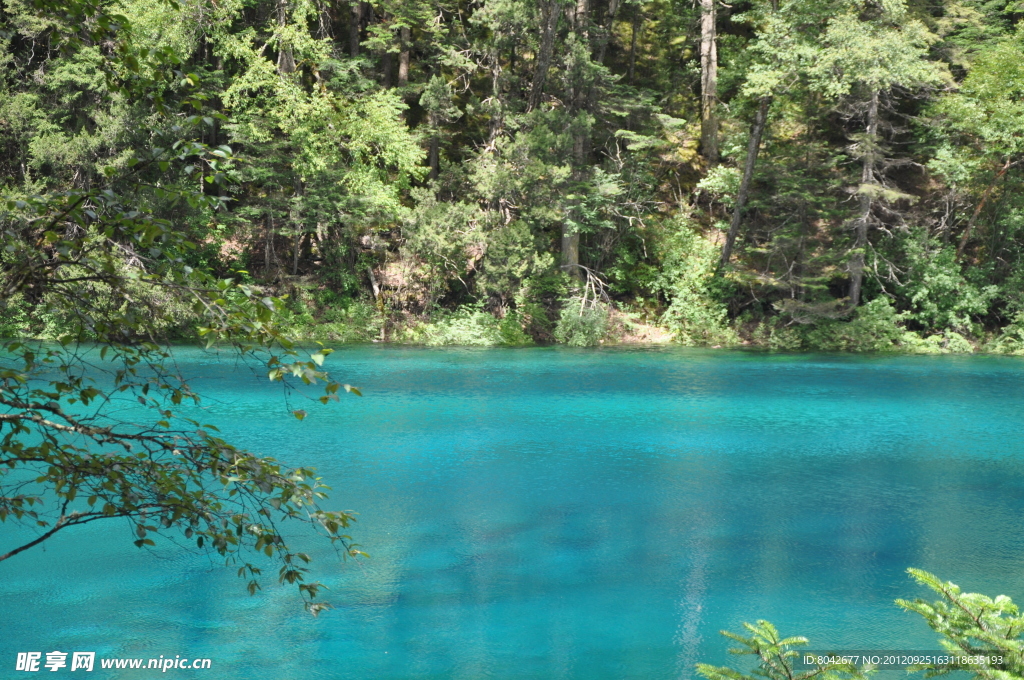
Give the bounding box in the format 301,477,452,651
5,275,1024,353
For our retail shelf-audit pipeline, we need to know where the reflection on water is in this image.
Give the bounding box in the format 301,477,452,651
4,348,1024,679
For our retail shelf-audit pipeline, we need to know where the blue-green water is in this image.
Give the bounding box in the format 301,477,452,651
4,348,1024,678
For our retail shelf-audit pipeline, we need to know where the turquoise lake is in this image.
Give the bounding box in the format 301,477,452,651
4,347,1024,678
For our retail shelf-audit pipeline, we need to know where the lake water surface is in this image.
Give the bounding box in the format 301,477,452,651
4,347,1024,679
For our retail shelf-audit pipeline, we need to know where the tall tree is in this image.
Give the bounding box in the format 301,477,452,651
806,3,943,309
717,0,777,273
529,0,563,111
698,0,718,165
559,0,593,275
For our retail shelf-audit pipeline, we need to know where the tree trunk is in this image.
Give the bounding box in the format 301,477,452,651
428,138,439,179
699,0,718,165
848,89,879,310
367,266,381,301
956,158,1012,260
627,7,640,85
382,49,392,87
718,95,771,273
292,178,304,275
594,0,620,65
562,0,591,277
349,2,361,57
528,0,562,111
561,231,580,273
276,0,295,74
487,53,504,146
563,122,588,275
398,26,410,86
316,0,330,40
264,212,274,274
428,111,440,180
570,0,589,40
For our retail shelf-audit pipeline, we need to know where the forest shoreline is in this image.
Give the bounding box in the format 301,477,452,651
269,313,1024,356
6,288,1021,354
8,298,1022,354
267,298,1024,355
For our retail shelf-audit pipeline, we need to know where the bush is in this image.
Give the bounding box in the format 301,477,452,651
942,331,974,353
654,217,737,346
790,299,977,354
900,235,997,331
19,262,204,341
800,298,906,352
0,293,30,338
986,312,1024,355
275,287,384,344
498,310,534,346
898,332,948,354
749,319,804,351
397,305,506,346
554,300,610,347
303,299,383,343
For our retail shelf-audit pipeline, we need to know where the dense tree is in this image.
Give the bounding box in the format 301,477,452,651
5,0,1024,353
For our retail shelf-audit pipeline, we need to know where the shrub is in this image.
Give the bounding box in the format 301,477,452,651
303,299,383,343
986,312,1024,355
554,300,610,347
0,293,30,338
800,298,906,352
398,305,506,346
654,217,736,346
498,310,534,346
900,234,997,331
758,320,805,351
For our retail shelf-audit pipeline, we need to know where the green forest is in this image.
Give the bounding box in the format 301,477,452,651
6,0,1024,352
